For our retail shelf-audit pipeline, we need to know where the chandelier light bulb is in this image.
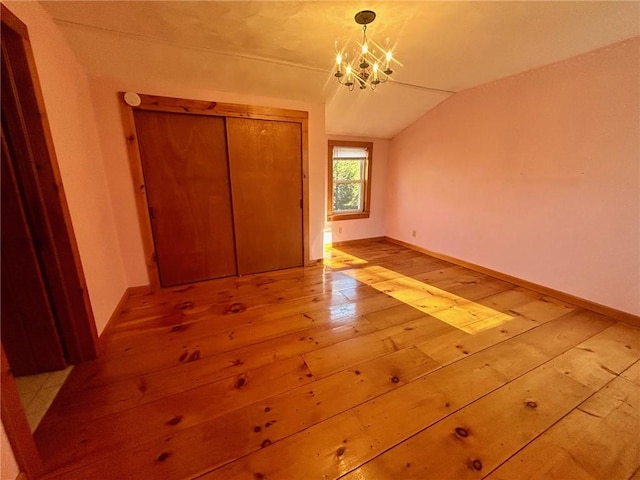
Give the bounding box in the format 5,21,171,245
344,64,354,89
335,53,343,76
384,50,394,75
372,62,380,86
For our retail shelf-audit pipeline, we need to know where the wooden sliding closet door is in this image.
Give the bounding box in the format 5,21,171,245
226,118,303,275
134,111,236,286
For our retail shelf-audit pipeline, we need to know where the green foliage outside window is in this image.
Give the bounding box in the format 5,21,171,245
333,159,362,212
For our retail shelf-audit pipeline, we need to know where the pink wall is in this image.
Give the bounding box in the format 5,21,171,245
4,1,128,334
89,77,326,286
327,135,389,243
387,37,640,315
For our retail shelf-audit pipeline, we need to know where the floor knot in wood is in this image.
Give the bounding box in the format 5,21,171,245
176,301,194,311
226,302,247,314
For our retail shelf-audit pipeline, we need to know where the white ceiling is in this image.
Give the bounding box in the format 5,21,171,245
39,1,640,138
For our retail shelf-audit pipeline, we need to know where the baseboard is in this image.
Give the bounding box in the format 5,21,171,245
97,285,151,352
330,236,386,247
385,236,640,327
128,284,153,296
305,258,324,267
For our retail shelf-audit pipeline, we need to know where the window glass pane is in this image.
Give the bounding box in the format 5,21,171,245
328,142,371,219
333,183,362,212
333,159,362,181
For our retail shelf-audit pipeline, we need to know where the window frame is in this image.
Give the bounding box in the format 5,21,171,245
327,140,373,221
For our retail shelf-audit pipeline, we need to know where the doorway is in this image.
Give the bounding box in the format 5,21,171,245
1,4,99,477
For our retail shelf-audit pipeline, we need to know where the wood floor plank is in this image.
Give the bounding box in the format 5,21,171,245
412,265,486,287
474,286,539,310
348,262,536,328
450,277,516,302
122,267,348,312
109,273,361,340
106,287,351,349
511,295,577,321
488,328,640,479
34,239,638,480
488,374,640,480
42,348,439,479
380,259,456,277
303,315,451,378
363,303,429,330
200,307,612,480
621,359,640,385
66,293,399,391
343,319,632,480
418,308,594,367
343,365,594,480
36,356,314,470
67,310,325,388
47,317,378,423
354,310,611,444
546,321,640,390
338,264,407,285
338,284,385,301
198,413,378,480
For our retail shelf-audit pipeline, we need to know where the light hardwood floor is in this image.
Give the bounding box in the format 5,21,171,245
36,239,640,479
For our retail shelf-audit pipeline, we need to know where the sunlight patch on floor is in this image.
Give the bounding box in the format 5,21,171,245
323,250,369,269
323,227,332,254
342,264,514,334
344,265,406,284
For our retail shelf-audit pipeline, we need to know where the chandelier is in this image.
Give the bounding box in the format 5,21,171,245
334,10,395,91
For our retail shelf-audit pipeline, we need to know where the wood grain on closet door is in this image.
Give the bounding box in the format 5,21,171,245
226,118,303,275
134,111,236,286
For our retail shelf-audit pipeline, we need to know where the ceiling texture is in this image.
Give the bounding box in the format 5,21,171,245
39,1,640,138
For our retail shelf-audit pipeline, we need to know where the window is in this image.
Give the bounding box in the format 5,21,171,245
327,140,372,221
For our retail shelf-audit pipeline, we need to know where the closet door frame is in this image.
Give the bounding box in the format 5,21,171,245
120,92,310,290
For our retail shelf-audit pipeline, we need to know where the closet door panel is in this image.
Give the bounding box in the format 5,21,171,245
134,111,236,286
226,118,303,275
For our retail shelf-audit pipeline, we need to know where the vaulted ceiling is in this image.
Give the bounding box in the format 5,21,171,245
39,1,639,138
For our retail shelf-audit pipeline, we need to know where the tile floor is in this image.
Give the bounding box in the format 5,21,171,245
14,366,73,432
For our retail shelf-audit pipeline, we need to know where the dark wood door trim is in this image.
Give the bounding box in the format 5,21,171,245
1,129,68,375
1,4,98,364
1,346,43,479
121,92,311,289
127,92,309,122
